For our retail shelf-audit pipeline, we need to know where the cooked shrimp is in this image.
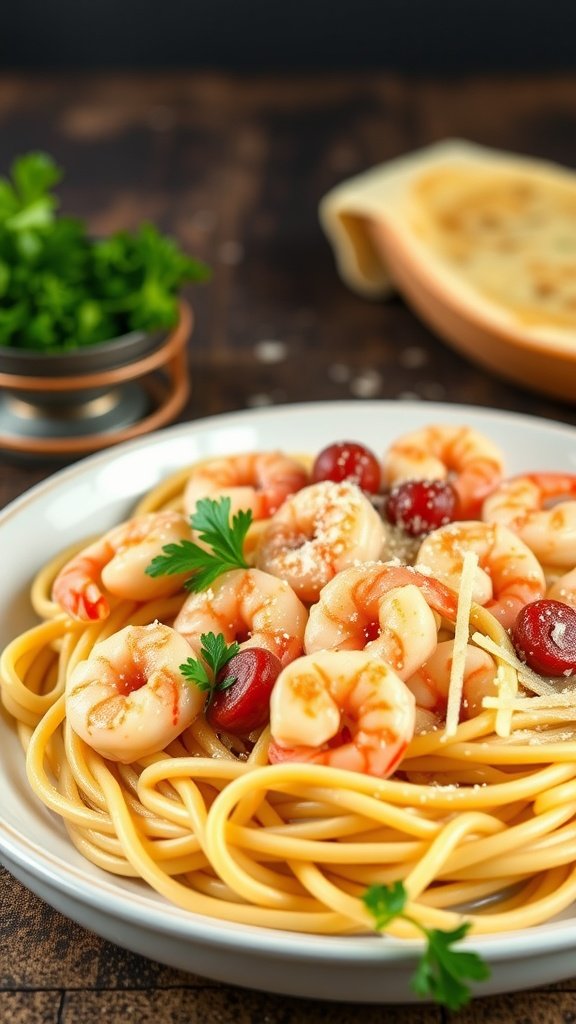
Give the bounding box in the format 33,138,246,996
255,480,387,603
65,623,204,763
173,567,307,667
304,562,458,679
406,640,498,722
382,424,505,518
268,650,415,778
52,511,192,622
547,566,576,607
482,473,576,567
183,451,309,519
415,520,546,629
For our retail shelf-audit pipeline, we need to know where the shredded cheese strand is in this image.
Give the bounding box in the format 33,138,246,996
444,550,478,738
472,632,576,698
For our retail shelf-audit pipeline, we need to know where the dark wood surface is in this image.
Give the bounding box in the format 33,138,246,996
2,72,576,1024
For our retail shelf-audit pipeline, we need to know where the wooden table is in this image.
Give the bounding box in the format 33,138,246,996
2,72,576,1024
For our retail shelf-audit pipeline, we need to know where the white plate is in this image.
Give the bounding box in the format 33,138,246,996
2,400,576,1003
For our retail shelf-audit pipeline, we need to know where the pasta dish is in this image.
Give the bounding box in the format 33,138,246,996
3,421,576,954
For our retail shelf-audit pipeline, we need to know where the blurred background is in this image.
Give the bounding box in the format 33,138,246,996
2,0,576,72
0,0,575,455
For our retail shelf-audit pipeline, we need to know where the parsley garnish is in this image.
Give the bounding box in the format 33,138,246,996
145,496,252,592
363,882,490,1011
180,632,239,703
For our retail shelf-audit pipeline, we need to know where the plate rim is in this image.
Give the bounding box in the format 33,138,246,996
3,397,576,527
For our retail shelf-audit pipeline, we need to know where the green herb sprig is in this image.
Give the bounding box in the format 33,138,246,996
0,152,210,351
363,882,490,1011
180,631,239,704
145,496,252,592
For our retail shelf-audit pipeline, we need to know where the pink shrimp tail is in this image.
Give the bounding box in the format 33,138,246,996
52,576,109,621
256,471,309,518
454,458,504,519
521,473,576,502
358,565,459,623
268,741,317,765
268,725,353,767
268,731,408,779
411,570,459,621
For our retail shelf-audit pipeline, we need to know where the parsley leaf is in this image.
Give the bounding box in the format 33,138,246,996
180,632,239,704
363,880,407,928
179,656,212,691
412,923,489,1011
363,882,490,1011
145,497,252,592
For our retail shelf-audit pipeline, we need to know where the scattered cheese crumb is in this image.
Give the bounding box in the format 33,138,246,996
328,363,351,383
551,621,567,645
350,369,382,398
254,339,288,364
246,393,275,408
399,346,429,369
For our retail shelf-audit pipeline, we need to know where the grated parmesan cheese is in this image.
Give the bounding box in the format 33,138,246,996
551,621,567,645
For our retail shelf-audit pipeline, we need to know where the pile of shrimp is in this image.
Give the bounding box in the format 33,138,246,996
22,425,576,774
23,426,576,775
5,424,576,936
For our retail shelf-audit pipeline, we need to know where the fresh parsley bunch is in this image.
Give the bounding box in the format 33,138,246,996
0,152,210,351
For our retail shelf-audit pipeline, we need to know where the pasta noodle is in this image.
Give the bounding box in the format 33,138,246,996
3,433,576,942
